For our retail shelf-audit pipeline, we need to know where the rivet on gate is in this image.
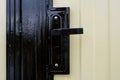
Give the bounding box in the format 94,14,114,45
55,63,59,67
54,15,59,20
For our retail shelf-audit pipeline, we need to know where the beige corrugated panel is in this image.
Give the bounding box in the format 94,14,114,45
110,0,120,80
0,0,6,80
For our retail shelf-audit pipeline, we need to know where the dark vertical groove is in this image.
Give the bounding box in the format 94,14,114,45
35,25,37,80
20,23,22,80
20,0,22,23
7,0,11,79
10,0,15,80
15,0,22,79
35,14,38,80
19,0,23,80
14,0,15,79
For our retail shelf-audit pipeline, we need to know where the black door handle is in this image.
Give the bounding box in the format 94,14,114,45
51,28,83,36
49,8,83,74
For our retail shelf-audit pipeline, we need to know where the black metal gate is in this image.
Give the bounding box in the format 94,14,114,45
6,0,83,80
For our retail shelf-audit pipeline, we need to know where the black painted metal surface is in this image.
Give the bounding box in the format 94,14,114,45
6,0,83,80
